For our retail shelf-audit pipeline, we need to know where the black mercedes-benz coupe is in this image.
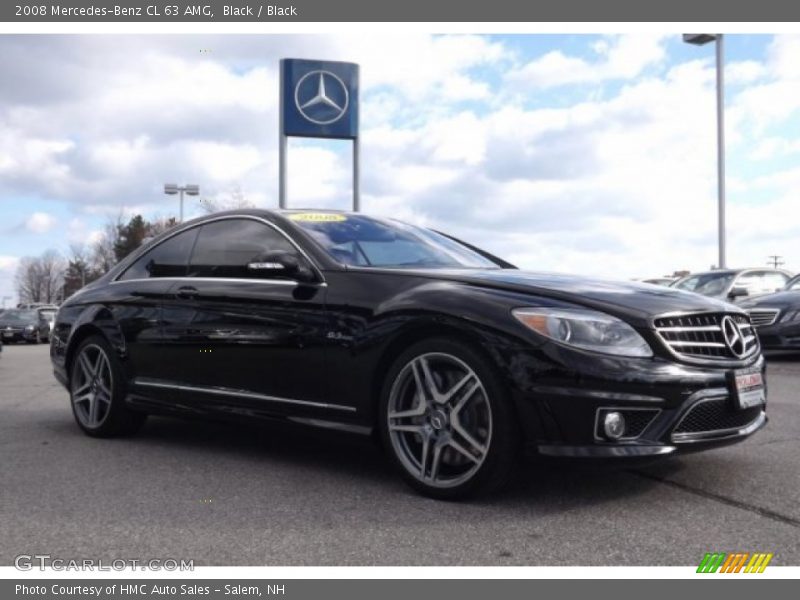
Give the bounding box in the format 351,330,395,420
51,209,767,498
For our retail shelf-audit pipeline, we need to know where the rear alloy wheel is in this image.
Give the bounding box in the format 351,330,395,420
380,339,518,499
70,336,146,437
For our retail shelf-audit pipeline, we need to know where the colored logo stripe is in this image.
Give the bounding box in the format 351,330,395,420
697,552,773,573
745,553,774,573
720,553,749,573
697,553,726,573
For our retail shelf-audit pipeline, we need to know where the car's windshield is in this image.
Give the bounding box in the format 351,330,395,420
674,272,736,296
0,310,37,323
288,213,500,269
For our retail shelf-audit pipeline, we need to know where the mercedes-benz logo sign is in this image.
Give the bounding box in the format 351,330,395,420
721,315,747,358
294,70,349,125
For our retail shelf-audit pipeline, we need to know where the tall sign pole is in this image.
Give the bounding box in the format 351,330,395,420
279,69,287,208
279,59,360,211
715,34,726,269
683,34,726,269
353,135,360,212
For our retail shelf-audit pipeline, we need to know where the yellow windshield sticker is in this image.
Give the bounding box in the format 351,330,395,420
288,213,347,222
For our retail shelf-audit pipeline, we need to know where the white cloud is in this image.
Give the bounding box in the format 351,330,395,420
506,34,667,89
2,34,800,283
25,212,57,234
727,60,766,85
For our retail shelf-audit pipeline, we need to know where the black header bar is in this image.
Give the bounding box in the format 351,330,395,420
3,0,800,22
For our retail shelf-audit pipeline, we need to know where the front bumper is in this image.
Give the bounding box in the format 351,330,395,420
497,343,767,459
535,398,766,458
1,329,35,342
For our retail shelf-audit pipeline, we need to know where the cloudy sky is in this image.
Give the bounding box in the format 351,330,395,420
1,33,800,303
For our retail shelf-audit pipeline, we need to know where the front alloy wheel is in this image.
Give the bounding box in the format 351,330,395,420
381,339,518,499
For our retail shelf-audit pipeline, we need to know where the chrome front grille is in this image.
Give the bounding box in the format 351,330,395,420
654,313,758,362
747,309,780,327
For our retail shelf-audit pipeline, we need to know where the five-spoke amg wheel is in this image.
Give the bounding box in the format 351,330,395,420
69,336,146,437
380,338,518,499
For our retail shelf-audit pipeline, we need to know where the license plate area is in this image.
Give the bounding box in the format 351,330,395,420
729,367,765,410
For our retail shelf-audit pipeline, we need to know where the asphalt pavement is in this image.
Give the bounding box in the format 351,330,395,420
1,343,798,566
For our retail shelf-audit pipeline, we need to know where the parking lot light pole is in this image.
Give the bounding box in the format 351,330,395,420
683,34,726,269
164,183,200,223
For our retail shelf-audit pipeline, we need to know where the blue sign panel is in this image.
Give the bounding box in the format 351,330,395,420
281,58,359,140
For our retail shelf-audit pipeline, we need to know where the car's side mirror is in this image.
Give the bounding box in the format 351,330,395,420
247,251,316,283
729,286,749,299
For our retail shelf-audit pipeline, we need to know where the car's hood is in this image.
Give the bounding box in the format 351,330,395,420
740,290,800,309
400,269,740,327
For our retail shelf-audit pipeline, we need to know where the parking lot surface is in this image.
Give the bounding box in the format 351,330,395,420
1,344,798,566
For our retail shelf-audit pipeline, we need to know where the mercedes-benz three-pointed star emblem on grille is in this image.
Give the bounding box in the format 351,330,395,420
721,315,747,358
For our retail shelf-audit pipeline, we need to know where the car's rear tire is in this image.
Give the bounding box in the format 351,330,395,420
379,337,519,499
69,335,146,438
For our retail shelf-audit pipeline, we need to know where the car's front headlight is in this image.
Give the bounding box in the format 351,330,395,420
25,325,34,331
512,307,653,358
780,309,800,323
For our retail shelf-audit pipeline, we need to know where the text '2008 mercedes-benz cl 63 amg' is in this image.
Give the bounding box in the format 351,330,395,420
51,210,767,498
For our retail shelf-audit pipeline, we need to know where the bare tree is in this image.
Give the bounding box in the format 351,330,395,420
14,250,66,304
148,216,179,238
90,215,123,275
15,257,42,304
38,250,66,303
199,185,256,214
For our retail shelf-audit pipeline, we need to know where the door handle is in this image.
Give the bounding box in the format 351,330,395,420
175,286,199,299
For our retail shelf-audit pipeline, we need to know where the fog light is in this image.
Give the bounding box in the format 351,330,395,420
603,411,626,440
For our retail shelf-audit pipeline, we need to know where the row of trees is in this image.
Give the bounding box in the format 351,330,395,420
15,214,178,305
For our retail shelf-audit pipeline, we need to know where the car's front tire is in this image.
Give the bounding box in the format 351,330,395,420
379,338,519,499
69,335,146,438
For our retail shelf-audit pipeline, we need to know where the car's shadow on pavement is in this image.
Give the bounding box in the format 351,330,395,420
89,412,674,512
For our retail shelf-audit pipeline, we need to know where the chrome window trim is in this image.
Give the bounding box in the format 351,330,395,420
113,214,325,284
133,378,355,412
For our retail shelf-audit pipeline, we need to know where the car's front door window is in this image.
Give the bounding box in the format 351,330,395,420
188,219,302,279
